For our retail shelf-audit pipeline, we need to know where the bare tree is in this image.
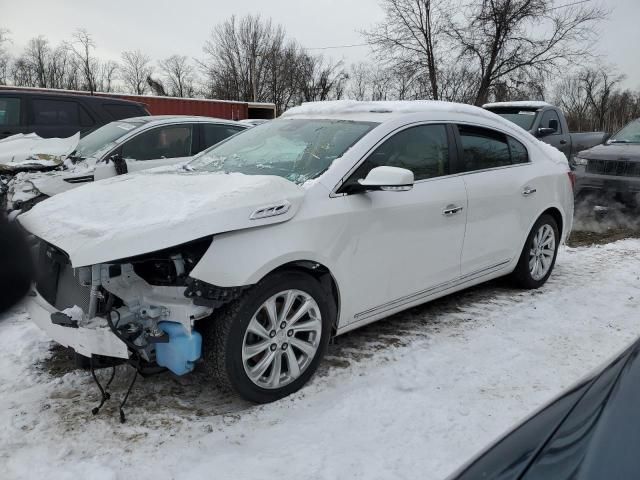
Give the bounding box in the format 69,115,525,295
121,50,153,94
24,36,53,87
203,14,345,114
203,15,286,103
70,29,99,93
97,60,119,92
0,29,9,85
348,62,371,100
297,54,347,102
554,73,590,131
582,67,623,131
450,0,607,105
158,54,195,97
364,0,449,100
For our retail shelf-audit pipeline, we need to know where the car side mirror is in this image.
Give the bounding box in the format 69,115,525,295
349,166,414,193
110,154,128,175
537,127,556,138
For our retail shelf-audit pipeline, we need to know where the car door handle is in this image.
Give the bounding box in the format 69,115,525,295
559,140,567,145
522,187,537,196
442,205,464,216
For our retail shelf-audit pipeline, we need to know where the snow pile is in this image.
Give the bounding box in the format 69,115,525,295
0,132,79,172
1,239,640,479
483,101,551,109
61,305,84,323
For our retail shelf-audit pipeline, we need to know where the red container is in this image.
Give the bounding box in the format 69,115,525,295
0,86,276,120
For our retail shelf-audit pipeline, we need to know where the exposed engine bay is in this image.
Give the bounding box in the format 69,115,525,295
34,237,219,376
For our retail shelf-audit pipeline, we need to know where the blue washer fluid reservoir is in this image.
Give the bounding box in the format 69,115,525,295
155,322,202,376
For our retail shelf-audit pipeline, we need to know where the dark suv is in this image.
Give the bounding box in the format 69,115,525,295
0,90,149,140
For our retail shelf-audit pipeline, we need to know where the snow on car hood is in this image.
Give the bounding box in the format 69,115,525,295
19,170,305,267
577,142,640,162
0,132,79,173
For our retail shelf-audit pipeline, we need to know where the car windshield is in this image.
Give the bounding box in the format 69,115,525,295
188,119,377,184
609,120,640,144
488,108,538,130
70,120,144,159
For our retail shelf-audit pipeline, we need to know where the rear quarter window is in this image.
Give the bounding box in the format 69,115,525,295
103,103,147,120
508,137,529,164
202,124,246,149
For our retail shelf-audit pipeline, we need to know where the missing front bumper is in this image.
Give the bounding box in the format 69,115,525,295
26,290,129,359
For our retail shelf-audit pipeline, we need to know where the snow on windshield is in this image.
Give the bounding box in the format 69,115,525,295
71,120,143,160
610,120,640,143
189,119,377,185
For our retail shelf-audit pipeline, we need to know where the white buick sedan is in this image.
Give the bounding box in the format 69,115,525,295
20,101,574,403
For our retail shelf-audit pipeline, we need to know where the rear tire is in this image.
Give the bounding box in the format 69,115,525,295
511,214,560,289
200,271,334,403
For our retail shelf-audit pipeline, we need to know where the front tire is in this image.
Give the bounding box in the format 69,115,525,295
511,214,560,289
200,271,334,403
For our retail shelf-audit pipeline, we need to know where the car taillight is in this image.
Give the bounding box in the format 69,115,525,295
567,171,576,191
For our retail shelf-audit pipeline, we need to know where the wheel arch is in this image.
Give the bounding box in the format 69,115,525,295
540,206,564,238
262,260,341,334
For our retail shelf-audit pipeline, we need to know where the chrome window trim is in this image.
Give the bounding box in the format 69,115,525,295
330,119,532,198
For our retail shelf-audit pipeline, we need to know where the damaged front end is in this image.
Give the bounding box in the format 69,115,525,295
29,237,216,376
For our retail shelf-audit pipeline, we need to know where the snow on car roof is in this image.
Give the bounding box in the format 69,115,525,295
284,100,497,119
283,100,568,167
482,101,551,109
123,115,247,127
282,100,526,136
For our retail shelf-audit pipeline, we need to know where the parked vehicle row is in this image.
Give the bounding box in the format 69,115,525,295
19,100,574,403
6,116,249,211
0,90,149,140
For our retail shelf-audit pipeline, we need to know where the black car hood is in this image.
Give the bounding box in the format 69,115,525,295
450,338,640,480
578,143,640,161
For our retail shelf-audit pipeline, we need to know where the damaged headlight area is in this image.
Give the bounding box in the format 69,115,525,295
120,236,212,287
33,237,215,377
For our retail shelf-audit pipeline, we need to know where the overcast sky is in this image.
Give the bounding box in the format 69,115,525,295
2,0,639,90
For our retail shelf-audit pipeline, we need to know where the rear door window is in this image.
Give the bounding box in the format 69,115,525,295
202,124,245,149
121,125,193,160
457,125,511,172
0,98,21,126
31,99,93,126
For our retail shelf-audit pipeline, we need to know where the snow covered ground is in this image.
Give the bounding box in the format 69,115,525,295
1,239,639,480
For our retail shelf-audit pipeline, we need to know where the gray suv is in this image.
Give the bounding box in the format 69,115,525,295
573,118,640,204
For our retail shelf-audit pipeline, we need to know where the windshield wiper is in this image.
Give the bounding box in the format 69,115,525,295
609,139,631,144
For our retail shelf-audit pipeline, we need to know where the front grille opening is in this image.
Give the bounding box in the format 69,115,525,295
34,242,92,312
587,159,640,177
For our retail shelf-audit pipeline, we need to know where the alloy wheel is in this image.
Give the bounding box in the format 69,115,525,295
529,224,556,281
242,289,322,389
